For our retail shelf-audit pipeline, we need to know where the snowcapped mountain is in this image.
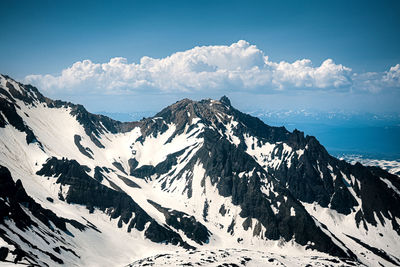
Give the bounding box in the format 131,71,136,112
0,74,399,267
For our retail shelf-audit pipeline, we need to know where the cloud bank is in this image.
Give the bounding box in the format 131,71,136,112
25,40,399,94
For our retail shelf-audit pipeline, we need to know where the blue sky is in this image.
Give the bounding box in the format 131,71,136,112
1,0,400,113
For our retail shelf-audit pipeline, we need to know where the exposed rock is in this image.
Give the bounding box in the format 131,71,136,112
36,157,192,248
74,134,94,159
148,200,210,245
0,165,85,265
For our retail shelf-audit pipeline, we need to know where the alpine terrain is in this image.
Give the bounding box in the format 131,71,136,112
0,74,399,267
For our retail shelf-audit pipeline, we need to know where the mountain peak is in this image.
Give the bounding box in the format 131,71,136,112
219,95,231,106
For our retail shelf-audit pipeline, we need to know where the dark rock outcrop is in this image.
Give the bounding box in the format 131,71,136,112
0,165,85,265
193,129,354,258
74,134,94,159
0,98,41,146
148,200,210,245
36,157,192,248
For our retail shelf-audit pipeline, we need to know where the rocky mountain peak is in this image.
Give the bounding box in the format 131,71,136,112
219,95,231,106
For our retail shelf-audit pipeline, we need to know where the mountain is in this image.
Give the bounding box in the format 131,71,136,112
0,74,399,266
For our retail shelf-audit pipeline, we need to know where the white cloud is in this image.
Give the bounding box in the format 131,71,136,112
267,58,352,90
352,63,400,93
24,40,398,94
382,64,400,87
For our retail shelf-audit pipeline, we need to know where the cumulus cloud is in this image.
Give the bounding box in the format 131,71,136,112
25,40,398,94
351,63,400,93
382,64,400,87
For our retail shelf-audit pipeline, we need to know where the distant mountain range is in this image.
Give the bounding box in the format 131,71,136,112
1,74,400,266
249,109,400,127
96,111,156,123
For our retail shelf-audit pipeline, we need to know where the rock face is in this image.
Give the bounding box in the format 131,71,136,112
0,165,85,266
36,157,192,249
148,200,210,245
0,74,400,266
